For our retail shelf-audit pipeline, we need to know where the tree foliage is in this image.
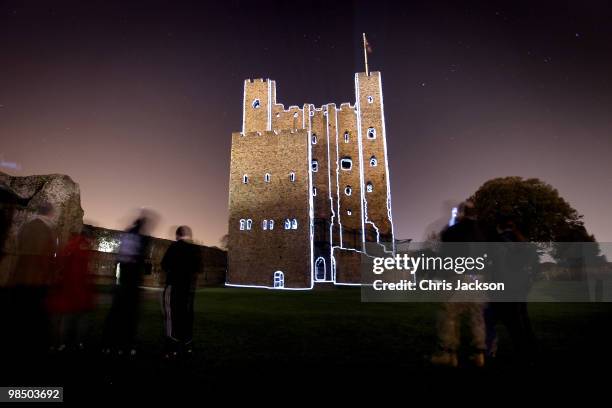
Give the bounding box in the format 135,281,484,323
469,177,594,243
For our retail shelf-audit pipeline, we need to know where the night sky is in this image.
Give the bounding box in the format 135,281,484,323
1,0,611,245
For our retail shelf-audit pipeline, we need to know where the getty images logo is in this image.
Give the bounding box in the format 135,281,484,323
372,253,488,275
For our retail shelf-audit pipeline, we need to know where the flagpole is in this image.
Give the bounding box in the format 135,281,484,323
362,33,369,76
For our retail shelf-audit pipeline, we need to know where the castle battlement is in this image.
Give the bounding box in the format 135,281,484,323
237,129,308,138
338,102,356,111
357,70,381,78
244,78,270,83
273,103,302,113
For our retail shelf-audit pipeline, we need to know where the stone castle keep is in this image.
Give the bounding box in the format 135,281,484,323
227,71,394,289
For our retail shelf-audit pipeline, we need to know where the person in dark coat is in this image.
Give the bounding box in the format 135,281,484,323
161,225,202,358
102,215,150,356
485,215,539,363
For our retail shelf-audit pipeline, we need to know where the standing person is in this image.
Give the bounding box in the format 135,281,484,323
102,215,150,357
0,186,20,361
431,201,489,368
47,229,95,353
485,214,538,363
9,202,58,356
161,226,202,359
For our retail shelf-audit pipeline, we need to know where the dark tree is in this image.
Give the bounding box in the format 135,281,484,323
469,177,594,243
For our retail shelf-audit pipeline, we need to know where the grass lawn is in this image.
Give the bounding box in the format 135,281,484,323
98,287,612,373
4,286,612,399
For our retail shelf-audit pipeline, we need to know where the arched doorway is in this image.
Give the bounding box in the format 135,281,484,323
273,271,284,288
315,257,326,281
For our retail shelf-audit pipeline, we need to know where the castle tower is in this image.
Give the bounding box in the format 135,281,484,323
355,72,394,253
227,72,394,289
306,104,334,282
242,78,275,133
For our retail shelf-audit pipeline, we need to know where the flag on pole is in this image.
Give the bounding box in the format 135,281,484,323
364,36,373,53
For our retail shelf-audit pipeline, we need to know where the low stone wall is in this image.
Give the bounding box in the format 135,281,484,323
1,172,227,288
85,224,227,287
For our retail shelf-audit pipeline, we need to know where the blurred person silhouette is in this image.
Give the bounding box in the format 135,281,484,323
47,228,95,353
1,189,21,365
431,200,489,368
102,213,151,357
485,212,539,364
161,225,202,359
8,201,58,356
0,185,25,264
0,187,16,350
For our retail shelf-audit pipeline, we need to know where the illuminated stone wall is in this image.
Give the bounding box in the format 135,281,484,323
227,129,312,288
229,72,394,288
